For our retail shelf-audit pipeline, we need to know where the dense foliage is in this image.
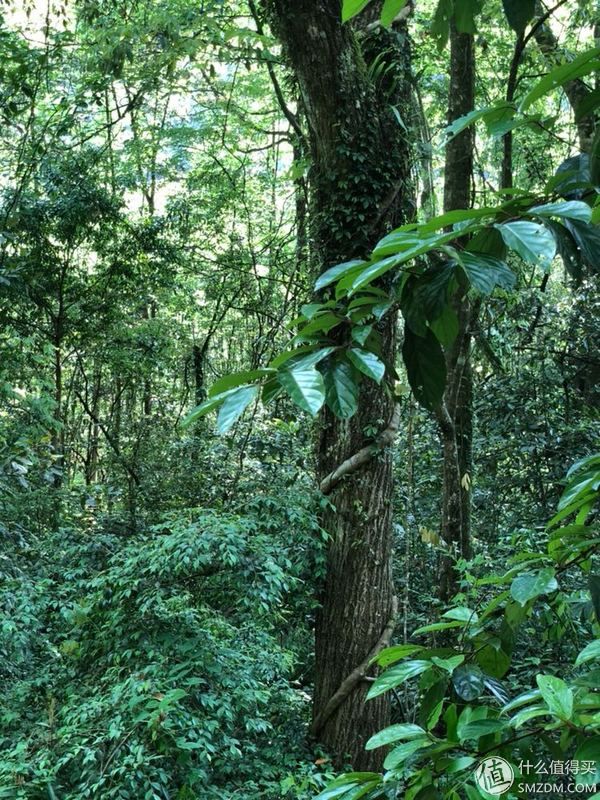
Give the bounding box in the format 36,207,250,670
0,0,598,798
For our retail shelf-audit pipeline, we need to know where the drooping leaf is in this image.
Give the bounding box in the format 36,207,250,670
536,675,573,720
501,0,534,35
277,366,326,416
209,368,274,398
383,738,431,770
324,361,359,418
402,327,446,411
548,153,592,199
380,0,408,27
452,665,485,701
216,385,258,434
497,221,556,270
459,251,516,294
590,575,600,622
528,200,592,223
367,659,433,699
347,348,386,384
547,221,583,282
430,305,459,347
315,773,381,800
520,47,600,112
454,0,481,34
341,0,372,22
182,388,239,427
510,568,558,606
430,0,453,50
564,219,600,271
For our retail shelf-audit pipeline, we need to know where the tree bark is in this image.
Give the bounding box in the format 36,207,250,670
438,24,475,600
267,0,413,769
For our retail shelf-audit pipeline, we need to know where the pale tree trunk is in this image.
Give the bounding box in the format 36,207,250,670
266,0,413,769
438,23,475,600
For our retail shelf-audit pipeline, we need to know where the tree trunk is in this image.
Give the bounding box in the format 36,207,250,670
267,0,413,769
438,23,475,600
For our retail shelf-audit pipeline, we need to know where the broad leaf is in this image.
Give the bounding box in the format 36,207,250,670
277,366,326,416
324,361,359,418
510,568,558,606
380,0,407,27
528,200,592,223
459,251,516,294
536,674,573,720
209,368,274,398
452,665,485,701
501,0,534,35
497,221,556,270
341,0,372,22
367,659,433,699
182,388,238,427
383,739,431,770
347,348,385,383
216,385,258,434
402,327,446,411
365,723,426,750
315,259,367,291
590,575,600,622
575,640,600,666
520,47,600,112
564,219,600,270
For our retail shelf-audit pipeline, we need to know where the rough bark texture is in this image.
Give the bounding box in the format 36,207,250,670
267,0,413,769
438,24,475,600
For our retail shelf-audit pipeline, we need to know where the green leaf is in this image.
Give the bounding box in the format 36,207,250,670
430,306,458,347
459,252,516,294
324,361,359,418
430,0,453,50
576,640,600,667
351,325,373,346
510,568,558,606
452,665,485,701
497,221,556,270
528,201,592,223
520,47,600,112
431,655,465,674
501,0,534,35
402,327,446,411
380,0,407,27
367,659,433,699
366,723,426,750
373,644,425,667
459,719,508,741
454,0,481,34
341,0,372,22
181,388,239,427
536,674,573,720
216,385,258,434
315,773,381,800
347,348,385,384
564,220,600,269
315,259,367,291
413,620,466,635
383,738,431,770
277,366,326,416
209,368,274,398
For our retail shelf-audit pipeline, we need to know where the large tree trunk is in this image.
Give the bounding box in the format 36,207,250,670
267,0,413,769
438,23,475,600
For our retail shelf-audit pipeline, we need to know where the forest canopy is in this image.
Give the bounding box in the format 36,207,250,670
0,0,599,799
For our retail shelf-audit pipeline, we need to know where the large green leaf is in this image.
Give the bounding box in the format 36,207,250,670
459,252,516,294
341,0,372,22
181,388,238,427
366,723,426,750
590,575,600,622
430,305,458,347
452,665,485,701
536,675,573,720
216,385,258,434
402,327,446,411
277,366,326,416
528,200,592,223
209,368,274,398
383,738,431,770
575,639,600,666
564,220,600,270
497,221,556,270
520,47,600,112
380,0,407,26
315,773,381,800
501,0,534,35
510,568,558,606
454,0,481,34
347,348,385,384
324,361,359,418
367,659,433,699
314,259,367,292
